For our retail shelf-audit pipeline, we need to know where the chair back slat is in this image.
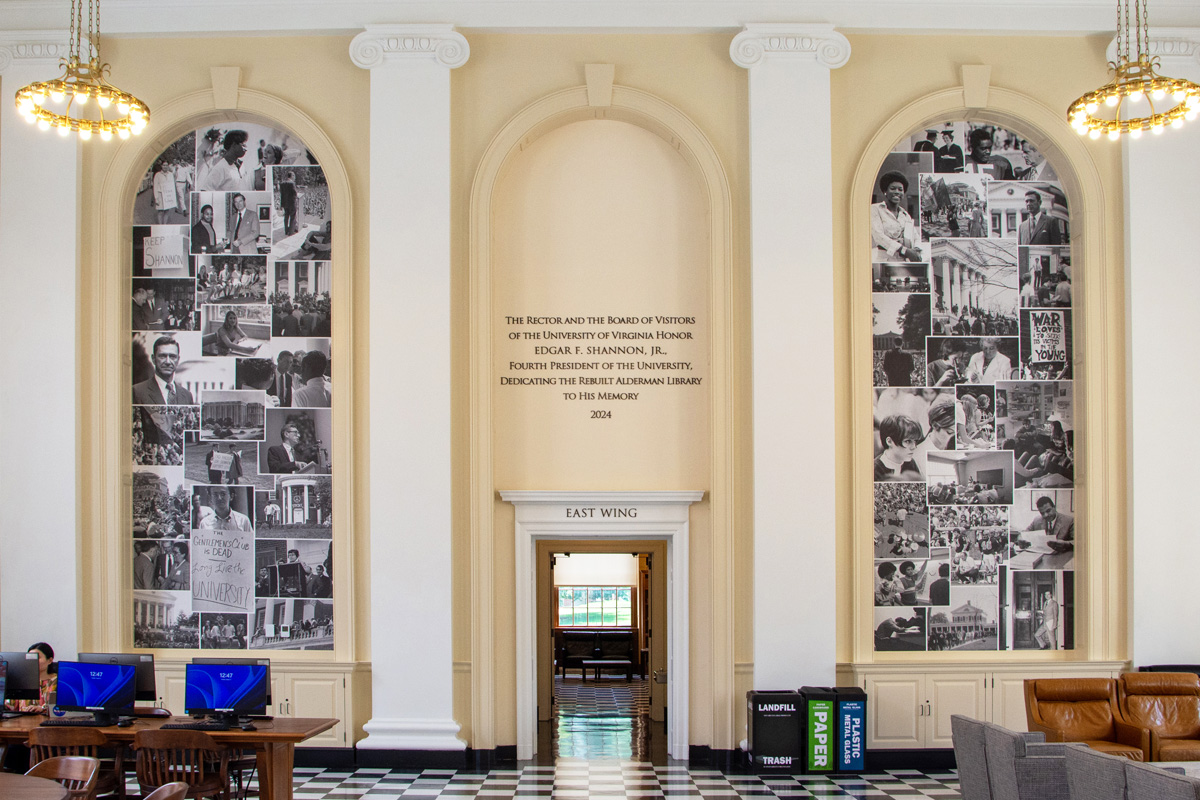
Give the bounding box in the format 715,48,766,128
26,755,101,800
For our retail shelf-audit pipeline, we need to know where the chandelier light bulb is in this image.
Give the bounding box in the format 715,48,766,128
1152,89,1166,100
96,94,110,108
1129,90,1143,102
37,119,50,131
1105,94,1119,107
118,128,130,140
1151,124,1164,134
1129,127,1142,139
99,128,112,141
1085,102,1099,114
57,125,70,137
79,128,91,140
1089,129,1102,139
50,90,65,103
1107,129,1121,141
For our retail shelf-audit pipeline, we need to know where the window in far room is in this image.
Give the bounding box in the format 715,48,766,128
556,586,634,627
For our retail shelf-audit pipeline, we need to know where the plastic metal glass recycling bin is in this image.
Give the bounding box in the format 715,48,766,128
834,686,867,772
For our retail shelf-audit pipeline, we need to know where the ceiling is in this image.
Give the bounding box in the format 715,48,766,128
1,0,1199,38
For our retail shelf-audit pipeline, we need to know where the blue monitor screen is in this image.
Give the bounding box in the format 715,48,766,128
56,661,136,711
184,663,268,715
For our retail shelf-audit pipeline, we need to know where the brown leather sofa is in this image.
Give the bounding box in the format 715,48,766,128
1117,672,1200,761
1024,678,1147,760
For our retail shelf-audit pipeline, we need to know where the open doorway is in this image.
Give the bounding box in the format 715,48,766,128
536,542,668,761
503,489,700,761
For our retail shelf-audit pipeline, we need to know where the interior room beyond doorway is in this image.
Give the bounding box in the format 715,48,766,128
538,542,668,762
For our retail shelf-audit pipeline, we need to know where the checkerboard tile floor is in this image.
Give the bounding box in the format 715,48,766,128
553,674,651,716
277,765,963,799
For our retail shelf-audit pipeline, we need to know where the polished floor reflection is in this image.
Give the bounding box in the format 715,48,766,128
540,673,668,763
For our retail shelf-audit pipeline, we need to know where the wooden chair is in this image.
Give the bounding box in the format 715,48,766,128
132,729,230,800
144,783,192,800
28,726,126,799
26,755,100,800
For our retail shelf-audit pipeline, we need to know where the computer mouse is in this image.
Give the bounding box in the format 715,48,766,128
117,719,133,727
240,723,257,731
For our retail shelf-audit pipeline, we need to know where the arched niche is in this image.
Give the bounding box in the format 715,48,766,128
847,85,1125,665
83,86,356,663
468,84,736,753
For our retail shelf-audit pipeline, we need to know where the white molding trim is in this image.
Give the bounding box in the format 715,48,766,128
1105,28,1200,66
0,31,69,73
349,24,470,70
847,83,1121,663
501,490,704,760
729,24,851,69
470,84,736,754
87,89,357,660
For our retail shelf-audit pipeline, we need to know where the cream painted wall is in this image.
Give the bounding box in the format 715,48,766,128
74,35,373,661
451,34,751,749
830,34,1128,663
553,553,639,587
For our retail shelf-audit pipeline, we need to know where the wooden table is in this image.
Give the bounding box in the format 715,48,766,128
0,715,337,800
0,772,68,800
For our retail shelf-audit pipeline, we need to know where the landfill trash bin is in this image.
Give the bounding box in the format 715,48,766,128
746,690,801,771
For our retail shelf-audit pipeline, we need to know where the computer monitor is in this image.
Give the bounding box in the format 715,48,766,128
56,660,137,726
184,662,269,723
79,652,157,702
0,661,8,707
192,657,271,706
0,651,42,702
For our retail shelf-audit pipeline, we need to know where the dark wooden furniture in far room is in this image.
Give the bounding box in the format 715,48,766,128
554,628,639,680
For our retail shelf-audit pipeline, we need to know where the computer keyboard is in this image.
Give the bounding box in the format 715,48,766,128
161,720,231,731
41,717,110,727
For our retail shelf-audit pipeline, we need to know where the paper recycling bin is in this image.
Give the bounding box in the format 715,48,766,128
747,690,801,771
799,686,837,773
834,687,867,772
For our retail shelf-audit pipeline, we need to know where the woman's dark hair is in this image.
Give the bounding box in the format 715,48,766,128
28,642,53,660
28,641,56,673
878,170,909,194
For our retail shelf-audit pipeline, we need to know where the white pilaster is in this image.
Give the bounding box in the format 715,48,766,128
0,32,80,659
350,24,468,751
1126,29,1200,665
731,24,849,689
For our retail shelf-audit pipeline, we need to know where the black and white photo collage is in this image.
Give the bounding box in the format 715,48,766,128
871,121,1075,653
131,123,334,652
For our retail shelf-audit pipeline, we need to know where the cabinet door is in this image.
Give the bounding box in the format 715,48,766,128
927,673,987,748
155,667,187,716
284,672,346,747
863,675,923,749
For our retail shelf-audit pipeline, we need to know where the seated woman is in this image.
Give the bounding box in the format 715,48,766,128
4,642,57,713
299,220,332,259
206,310,261,356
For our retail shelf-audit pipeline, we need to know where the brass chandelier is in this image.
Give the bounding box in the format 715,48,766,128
14,0,148,141
1068,0,1199,140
